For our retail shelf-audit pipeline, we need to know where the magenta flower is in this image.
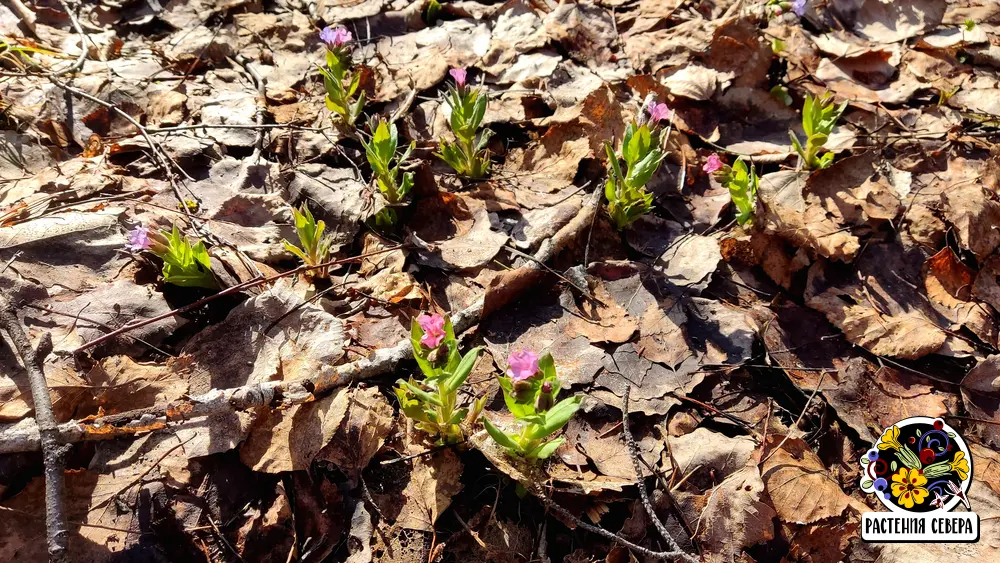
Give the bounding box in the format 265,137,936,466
320,26,352,48
449,67,468,88
126,225,151,251
507,349,540,382
703,153,723,174
647,102,672,123
791,0,807,17
417,313,446,349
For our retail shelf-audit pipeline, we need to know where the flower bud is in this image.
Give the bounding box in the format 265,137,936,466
536,381,554,412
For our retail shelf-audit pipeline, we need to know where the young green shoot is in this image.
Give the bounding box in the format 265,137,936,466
282,203,334,277
604,99,671,230
437,68,492,179
395,313,485,445
789,93,846,170
704,154,759,227
359,118,415,227
318,26,364,127
482,350,581,462
126,225,217,289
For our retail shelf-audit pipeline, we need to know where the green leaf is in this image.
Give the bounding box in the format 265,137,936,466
443,346,483,393
529,437,564,460
483,417,522,453
540,395,581,436
861,479,873,489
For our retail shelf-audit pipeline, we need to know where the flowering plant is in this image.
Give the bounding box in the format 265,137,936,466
705,154,759,226
766,0,807,17
604,99,672,230
282,203,334,277
789,93,846,170
317,26,364,127
126,225,217,289
482,349,581,461
436,68,492,179
394,313,486,445
360,118,415,227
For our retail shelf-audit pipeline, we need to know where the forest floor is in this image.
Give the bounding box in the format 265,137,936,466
3,0,1000,562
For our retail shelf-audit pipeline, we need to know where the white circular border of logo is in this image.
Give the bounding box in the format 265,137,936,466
859,416,973,513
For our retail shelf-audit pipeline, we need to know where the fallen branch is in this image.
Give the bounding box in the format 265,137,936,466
0,294,70,562
0,191,598,453
623,384,697,563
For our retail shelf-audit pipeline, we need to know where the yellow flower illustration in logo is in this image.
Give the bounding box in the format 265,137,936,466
891,467,929,509
950,451,969,481
878,426,902,451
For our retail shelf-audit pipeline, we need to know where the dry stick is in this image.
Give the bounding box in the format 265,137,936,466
72,244,403,353
529,485,694,561
0,295,69,562
623,384,697,563
51,0,88,77
1,192,601,454
759,369,828,466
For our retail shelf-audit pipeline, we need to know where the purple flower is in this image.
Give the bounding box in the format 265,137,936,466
867,450,879,462
417,313,446,349
647,102,672,123
507,349,540,382
126,225,151,251
320,26,352,48
703,153,724,174
449,67,468,88
791,0,807,17
874,478,887,492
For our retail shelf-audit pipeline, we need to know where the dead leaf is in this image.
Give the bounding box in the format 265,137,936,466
317,387,395,486
760,436,859,524
394,449,463,532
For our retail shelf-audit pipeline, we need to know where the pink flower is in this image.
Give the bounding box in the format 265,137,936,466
774,6,783,15
507,349,540,382
417,313,446,349
703,153,724,174
126,225,151,251
647,102,672,123
320,26,352,48
449,67,467,88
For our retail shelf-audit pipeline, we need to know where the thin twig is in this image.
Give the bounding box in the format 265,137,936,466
51,0,88,77
0,294,69,562
623,384,697,562
759,370,827,465
529,485,694,561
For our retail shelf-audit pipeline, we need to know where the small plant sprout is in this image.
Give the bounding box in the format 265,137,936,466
482,349,582,462
603,99,672,230
766,0,806,17
318,26,364,127
282,203,334,277
126,225,218,289
789,93,847,170
705,154,759,227
964,19,977,32
394,313,486,445
360,118,416,227
437,67,493,179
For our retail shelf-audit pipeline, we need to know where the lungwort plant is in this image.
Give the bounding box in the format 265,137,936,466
704,154,759,227
395,313,486,445
126,225,217,289
437,68,492,179
318,26,364,127
789,93,846,170
282,203,334,277
604,100,672,230
483,350,581,462
360,118,415,227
